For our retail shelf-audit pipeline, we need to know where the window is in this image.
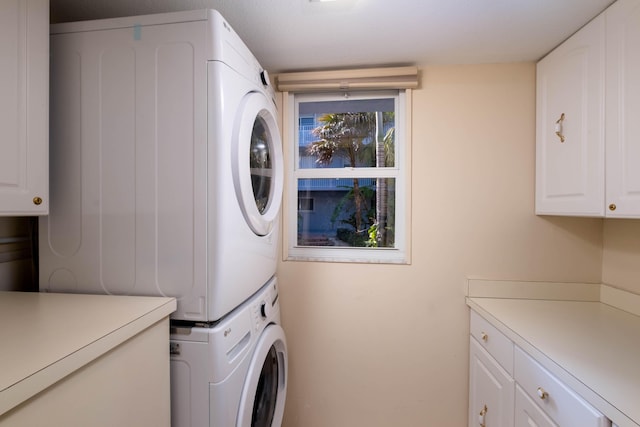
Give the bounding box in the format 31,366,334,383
284,90,410,263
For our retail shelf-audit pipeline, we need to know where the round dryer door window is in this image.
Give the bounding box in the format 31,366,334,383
232,92,284,236
237,324,287,427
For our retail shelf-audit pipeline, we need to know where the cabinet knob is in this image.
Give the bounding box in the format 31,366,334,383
480,332,488,342
537,387,549,400
33,197,43,205
478,404,487,427
609,203,617,211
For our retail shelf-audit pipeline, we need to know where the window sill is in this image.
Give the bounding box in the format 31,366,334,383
285,246,409,264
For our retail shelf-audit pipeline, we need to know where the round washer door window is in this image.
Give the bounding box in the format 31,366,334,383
237,324,288,427
232,92,284,236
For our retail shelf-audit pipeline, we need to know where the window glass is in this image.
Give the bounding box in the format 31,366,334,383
297,178,395,248
298,98,395,169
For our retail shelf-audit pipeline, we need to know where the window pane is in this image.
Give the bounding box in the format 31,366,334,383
298,98,395,169
297,177,396,248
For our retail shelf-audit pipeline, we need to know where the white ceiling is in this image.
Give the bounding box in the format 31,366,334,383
50,0,615,73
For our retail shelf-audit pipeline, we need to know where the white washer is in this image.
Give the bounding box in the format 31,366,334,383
40,10,284,322
170,277,288,427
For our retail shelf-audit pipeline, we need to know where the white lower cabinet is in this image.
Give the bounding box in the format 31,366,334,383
469,337,514,427
469,309,611,427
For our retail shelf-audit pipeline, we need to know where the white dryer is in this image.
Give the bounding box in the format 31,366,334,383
40,10,284,322
170,277,288,427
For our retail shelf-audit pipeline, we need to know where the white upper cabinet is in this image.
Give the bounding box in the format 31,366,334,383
605,0,640,218
0,0,49,216
536,0,640,218
535,13,606,216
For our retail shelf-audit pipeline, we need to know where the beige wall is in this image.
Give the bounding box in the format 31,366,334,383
603,219,640,293
277,63,603,427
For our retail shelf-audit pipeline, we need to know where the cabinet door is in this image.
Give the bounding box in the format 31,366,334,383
469,337,514,427
0,0,48,215
515,385,558,427
605,0,640,217
535,13,605,216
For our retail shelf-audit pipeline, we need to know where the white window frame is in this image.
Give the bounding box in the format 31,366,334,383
282,89,412,264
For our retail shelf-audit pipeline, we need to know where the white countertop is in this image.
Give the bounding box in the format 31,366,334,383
466,280,640,427
0,291,176,416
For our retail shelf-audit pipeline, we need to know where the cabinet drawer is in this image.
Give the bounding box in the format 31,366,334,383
515,384,558,427
470,310,514,374
514,347,610,427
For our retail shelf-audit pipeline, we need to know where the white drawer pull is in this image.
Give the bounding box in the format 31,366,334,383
537,387,549,400
480,332,488,342
479,404,487,427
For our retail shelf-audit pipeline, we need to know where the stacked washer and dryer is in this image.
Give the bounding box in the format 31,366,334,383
40,10,287,427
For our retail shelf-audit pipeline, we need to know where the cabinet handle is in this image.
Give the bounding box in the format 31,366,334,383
537,387,549,400
609,204,617,211
479,404,487,427
555,113,566,143
33,197,43,206
480,332,488,342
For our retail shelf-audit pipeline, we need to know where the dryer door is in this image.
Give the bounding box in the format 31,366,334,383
237,324,288,427
232,92,284,236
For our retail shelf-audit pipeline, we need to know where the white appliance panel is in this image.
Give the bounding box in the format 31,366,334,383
100,45,136,293
41,10,282,322
42,16,210,319
48,44,82,260
170,338,210,427
155,41,198,298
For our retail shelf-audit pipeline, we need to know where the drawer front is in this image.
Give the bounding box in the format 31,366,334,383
470,310,514,374
514,347,610,427
515,384,558,427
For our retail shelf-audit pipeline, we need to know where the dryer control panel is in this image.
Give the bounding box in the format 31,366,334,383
250,277,279,331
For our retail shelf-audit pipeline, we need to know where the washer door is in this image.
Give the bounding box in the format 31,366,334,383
237,324,288,427
232,92,284,236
